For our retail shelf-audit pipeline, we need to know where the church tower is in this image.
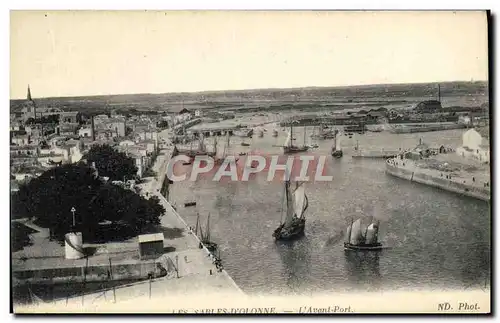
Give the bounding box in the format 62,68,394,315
26,84,37,119
27,84,32,101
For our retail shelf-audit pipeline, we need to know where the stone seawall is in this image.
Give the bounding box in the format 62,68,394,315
13,260,165,285
386,160,490,202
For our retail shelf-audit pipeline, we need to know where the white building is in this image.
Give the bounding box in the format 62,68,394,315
458,115,472,126
456,129,490,163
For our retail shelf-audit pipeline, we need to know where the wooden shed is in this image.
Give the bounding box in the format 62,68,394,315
138,233,164,260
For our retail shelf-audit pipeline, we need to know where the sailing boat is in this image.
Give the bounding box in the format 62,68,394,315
311,123,337,140
272,129,279,137
344,218,383,251
258,129,264,138
273,181,309,240
176,134,216,158
215,133,238,165
283,123,309,154
196,213,218,253
331,129,343,158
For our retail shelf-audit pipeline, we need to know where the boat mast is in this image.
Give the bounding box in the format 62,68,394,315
195,213,200,237
348,218,353,243
279,181,286,225
303,126,306,147
374,220,380,243
206,213,211,242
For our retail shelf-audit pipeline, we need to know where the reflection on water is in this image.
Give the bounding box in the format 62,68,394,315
169,129,490,295
275,237,311,294
344,250,382,292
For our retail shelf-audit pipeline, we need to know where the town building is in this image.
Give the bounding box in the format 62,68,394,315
456,129,490,163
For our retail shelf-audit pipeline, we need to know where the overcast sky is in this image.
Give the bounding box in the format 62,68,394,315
10,11,488,99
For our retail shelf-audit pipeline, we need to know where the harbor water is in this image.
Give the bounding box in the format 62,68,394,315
169,128,491,295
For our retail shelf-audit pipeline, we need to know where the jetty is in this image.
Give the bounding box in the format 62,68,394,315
389,122,466,134
386,156,490,201
352,150,401,159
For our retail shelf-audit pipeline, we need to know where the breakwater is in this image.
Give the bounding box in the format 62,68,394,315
385,158,490,201
352,150,401,159
389,123,466,134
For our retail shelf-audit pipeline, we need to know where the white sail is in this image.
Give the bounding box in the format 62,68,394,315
283,182,296,228
349,219,364,245
293,183,307,218
198,135,206,152
284,131,292,147
365,222,380,245
345,224,352,243
221,133,230,158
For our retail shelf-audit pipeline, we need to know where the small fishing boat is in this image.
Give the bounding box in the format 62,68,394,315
331,129,343,158
184,201,197,207
273,180,309,241
258,130,264,138
241,142,250,147
196,213,218,254
344,218,383,251
239,152,247,156
272,129,279,137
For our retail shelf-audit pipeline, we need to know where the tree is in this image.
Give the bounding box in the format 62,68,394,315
11,164,103,238
11,164,164,241
84,144,138,181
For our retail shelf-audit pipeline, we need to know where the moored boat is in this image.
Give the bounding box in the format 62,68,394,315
331,129,343,158
282,124,309,154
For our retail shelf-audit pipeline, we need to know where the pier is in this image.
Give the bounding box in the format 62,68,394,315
386,157,490,202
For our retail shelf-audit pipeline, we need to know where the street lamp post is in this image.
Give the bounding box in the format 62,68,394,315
70,207,76,230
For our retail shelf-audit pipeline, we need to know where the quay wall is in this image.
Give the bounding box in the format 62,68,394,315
154,147,243,294
389,123,466,134
12,260,167,285
385,159,490,202
352,150,400,159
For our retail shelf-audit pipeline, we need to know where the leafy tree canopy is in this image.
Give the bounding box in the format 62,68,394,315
11,164,164,241
84,144,138,181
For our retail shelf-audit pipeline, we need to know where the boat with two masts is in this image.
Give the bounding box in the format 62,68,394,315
282,124,309,154
344,218,383,251
214,133,238,165
273,180,309,241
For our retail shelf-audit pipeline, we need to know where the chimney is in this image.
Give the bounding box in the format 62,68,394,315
91,115,96,141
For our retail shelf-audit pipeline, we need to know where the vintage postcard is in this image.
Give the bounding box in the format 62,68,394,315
10,10,491,314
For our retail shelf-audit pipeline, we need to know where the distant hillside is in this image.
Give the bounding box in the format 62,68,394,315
10,81,488,113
